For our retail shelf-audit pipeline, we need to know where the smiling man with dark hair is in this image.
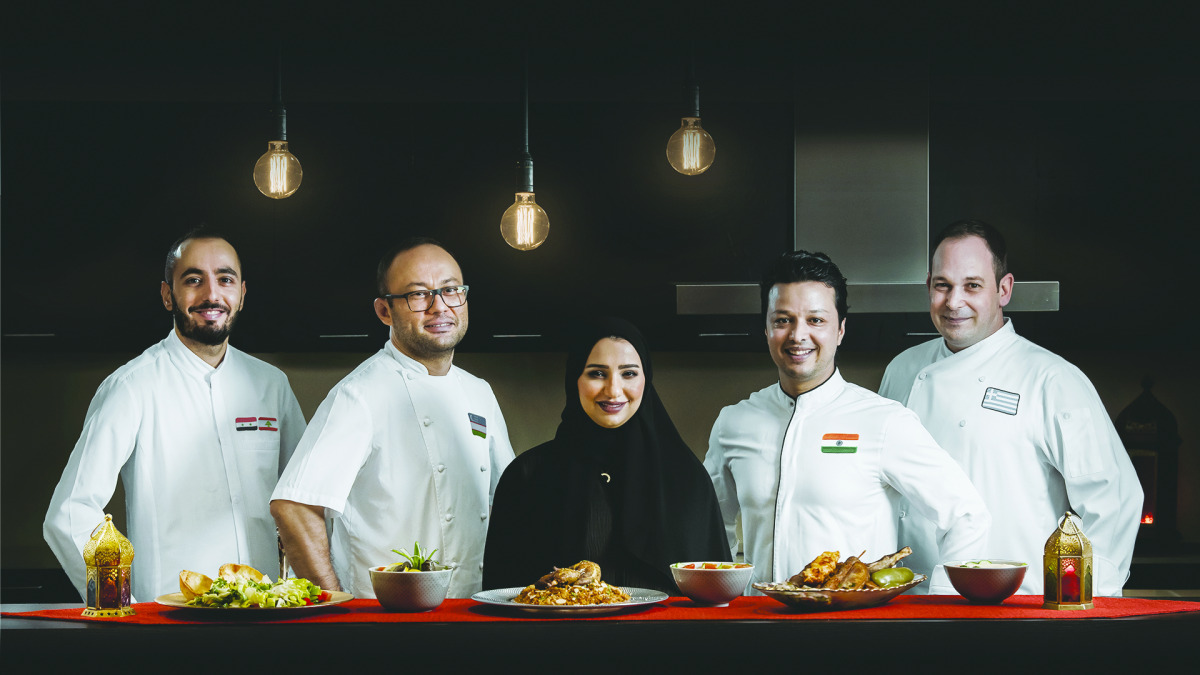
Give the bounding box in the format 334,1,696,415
705,250,990,594
44,233,306,602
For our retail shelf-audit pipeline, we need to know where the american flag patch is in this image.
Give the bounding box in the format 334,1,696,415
469,413,486,438
981,387,1020,415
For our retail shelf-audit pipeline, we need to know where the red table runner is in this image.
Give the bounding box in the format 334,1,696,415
5,595,1198,625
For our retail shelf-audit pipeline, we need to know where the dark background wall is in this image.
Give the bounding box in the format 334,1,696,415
3,2,1198,579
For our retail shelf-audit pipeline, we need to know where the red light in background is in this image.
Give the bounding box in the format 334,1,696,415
1141,514,1154,524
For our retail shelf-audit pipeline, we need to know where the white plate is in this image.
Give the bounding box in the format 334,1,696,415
154,590,354,614
471,586,668,616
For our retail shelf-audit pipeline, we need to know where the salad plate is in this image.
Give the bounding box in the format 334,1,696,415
753,574,926,612
154,590,354,614
471,587,668,616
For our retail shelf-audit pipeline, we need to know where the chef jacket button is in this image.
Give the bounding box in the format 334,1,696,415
1063,412,1071,420
959,420,967,427
918,373,927,380
479,562,485,570
479,465,487,472
480,512,487,520
423,418,432,427
445,514,454,522
437,464,446,472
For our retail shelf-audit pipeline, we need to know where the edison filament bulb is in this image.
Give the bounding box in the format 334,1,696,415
253,140,303,199
666,117,716,175
500,192,550,250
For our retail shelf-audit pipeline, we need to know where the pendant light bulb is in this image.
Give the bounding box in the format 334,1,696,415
666,117,715,175
500,192,549,251
253,141,303,199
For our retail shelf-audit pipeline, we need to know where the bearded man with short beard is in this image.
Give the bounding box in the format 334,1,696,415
44,231,306,602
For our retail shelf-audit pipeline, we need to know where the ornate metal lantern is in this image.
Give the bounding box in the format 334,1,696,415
82,514,135,617
1043,511,1093,610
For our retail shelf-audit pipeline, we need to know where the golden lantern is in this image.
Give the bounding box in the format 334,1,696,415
1043,511,1094,610
82,514,135,617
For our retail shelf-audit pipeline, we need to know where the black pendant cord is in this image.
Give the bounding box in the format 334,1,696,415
516,49,534,193
272,45,287,142
684,47,700,119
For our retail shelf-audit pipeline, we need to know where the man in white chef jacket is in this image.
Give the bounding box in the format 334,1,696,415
705,250,990,594
270,237,514,598
879,220,1142,596
43,232,306,602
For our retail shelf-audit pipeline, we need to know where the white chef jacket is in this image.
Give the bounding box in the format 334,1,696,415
271,341,514,599
879,319,1142,596
705,370,990,595
43,331,306,602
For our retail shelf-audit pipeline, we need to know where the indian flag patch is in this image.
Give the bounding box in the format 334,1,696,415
235,417,257,432
821,433,859,453
469,413,486,438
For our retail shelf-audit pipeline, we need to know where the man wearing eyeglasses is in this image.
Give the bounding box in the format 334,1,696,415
271,237,514,598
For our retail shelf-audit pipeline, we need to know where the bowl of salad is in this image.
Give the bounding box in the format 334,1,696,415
944,559,1028,604
369,542,452,612
670,562,754,606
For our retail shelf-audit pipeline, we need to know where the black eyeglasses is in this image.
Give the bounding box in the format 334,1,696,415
380,285,469,312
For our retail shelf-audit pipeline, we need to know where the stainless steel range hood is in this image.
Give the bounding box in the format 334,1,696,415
677,62,1058,316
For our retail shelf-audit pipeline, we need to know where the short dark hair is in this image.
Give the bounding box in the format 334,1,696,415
163,229,237,285
933,220,1008,283
760,250,849,320
376,236,454,297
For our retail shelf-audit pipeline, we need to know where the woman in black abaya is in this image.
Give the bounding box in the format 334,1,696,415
482,318,730,593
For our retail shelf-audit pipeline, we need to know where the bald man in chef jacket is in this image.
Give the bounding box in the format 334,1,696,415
271,236,514,599
879,220,1142,596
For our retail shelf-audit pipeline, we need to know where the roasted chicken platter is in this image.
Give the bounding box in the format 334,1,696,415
757,546,916,592
513,560,631,605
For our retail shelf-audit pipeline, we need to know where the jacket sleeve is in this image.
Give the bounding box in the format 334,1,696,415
704,409,741,560
881,408,992,594
43,377,140,601
277,375,307,472
1040,368,1142,596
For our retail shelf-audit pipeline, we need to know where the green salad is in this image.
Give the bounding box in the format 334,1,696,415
185,576,327,608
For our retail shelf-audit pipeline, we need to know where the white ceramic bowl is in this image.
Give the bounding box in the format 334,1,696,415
369,566,452,612
670,562,755,606
944,559,1028,604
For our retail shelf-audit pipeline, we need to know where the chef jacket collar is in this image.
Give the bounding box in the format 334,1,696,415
937,317,1018,361
382,338,449,377
164,329,232,380
772,368,847,412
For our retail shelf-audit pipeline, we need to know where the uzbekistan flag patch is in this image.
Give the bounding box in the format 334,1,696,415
469,413,487,438
821,433,859,453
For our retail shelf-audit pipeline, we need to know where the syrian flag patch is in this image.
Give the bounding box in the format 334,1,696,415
258,417,279,432
469,413,487,438
981,387,1020,415
821,433,859,453
236,417,257,432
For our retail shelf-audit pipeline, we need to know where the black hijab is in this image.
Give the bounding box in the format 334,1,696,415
483,317,730,591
